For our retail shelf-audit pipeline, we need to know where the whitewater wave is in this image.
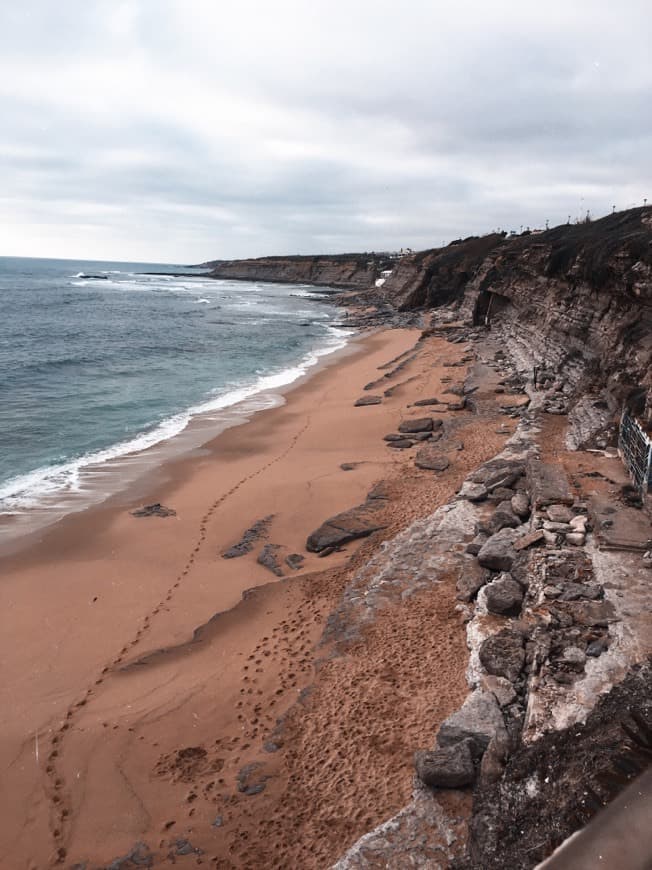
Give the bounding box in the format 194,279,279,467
0,325,353,515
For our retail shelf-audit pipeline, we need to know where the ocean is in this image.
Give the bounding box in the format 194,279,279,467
0,257,350,543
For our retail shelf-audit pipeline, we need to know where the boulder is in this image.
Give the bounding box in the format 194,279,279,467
561,646,587,672
479,630,525,682
477,528,520,571
415,446,450,471
558,582,602,601
354,395,382,406
546,503,573,523
447,398,466,411
456,558,488,602
398,417,434,434
510,491,531,520
480,674,517,708
437,689,507,758
306,504,385,552
459,481,488,502
527,459,574,508
487,501,521,534
414,740,476,789
565,532,586,546
479,733,509,785
383,433,404,441
484,577,524,615
413,432,433,442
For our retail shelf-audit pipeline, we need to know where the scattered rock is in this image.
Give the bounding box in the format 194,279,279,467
236,763,269,796
459,481,488,502
415,740,476,789
257,544,284,577
456,559,488,602
528,459,574,508
223,515,274,558
415,446,450,471
479,630,525,682
306,499,386,552
285,553,305,570
211,816,223,828
437,689,508,758
477,528,520,571
131,503,176,518
546,504,573,523
510,491,530,520
413,397,443,406
175,839,202,856
485,576,524,616
586,638,609,657
513,529,545,551
466,533,488,556
398,417,435,433
354,395,382,406
487,501,520,534
387,439,414,449
480,674,517,708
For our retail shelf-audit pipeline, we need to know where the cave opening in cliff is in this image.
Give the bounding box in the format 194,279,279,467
472,290,511,326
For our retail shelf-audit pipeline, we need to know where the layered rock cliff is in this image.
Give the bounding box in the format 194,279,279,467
203,253,393,289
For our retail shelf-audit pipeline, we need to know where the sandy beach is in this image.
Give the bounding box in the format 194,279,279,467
0,326,516,869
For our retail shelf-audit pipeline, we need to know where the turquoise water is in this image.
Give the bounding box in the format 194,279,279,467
0,257,348,529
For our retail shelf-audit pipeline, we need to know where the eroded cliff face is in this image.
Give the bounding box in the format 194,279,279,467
378,208,652,430
204,253,393,289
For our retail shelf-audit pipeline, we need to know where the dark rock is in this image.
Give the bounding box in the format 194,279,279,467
415,446,450,471
477,528,520,571
560,646,587,671
387,439,414,449
479,630,526,682
528,459,574,508
212,816,224,828
106,842,155,870
437,689,508,758
223,515,274,558
413,397,443,406
415,739,476,788
398,417,434,433
367,480,391,500
175,839,202,856
456,558,488,602
480,674,517,707
285,553,305,570
447,398,466,411
510,491,531,519
340,462,358,471
257,544,284,577
131,503,176,518
413,431,433,441
354,395,382,406
558,582,602,601
484,577,524,615
237,762,269,796
383,433,405,441
586,638,609,657
487,500,521,533
466,533,488,556
306,503,386,552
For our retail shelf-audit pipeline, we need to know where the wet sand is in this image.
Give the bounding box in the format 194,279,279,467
0,327,515,868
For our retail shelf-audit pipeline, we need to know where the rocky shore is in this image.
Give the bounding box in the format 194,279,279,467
3,210,650,869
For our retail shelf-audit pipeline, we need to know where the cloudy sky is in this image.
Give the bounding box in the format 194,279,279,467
2,1,651,263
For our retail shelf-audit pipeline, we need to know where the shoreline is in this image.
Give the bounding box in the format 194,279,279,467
1,324,490,868
0,319,361,558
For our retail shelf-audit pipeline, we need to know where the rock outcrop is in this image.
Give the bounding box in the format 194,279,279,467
203,253,393,289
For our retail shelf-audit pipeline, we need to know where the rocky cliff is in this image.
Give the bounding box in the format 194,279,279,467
203,253,394,289
375,208,652,434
